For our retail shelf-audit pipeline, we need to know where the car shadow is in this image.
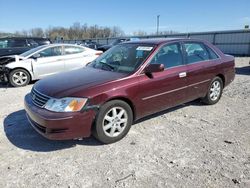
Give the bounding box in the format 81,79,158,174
3,110,102,152
134,99,202,124
0,82,10,88
4,100,202,152
0,80,37,88
235,66,250,75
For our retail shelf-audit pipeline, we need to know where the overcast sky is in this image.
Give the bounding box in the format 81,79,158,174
0,0,249,34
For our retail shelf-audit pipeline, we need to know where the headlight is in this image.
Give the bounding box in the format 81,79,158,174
44,97,88,112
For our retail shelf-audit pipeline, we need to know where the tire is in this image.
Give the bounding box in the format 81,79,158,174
9,69,31,87
93,100,133,144
202,77,223,105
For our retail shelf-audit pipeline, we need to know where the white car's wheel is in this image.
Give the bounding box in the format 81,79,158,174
9,69,30,87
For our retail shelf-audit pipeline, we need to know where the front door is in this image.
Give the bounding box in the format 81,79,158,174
137,42,188,118
32,46,64,79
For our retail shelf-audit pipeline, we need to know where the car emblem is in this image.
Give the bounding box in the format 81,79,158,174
32,94,36,101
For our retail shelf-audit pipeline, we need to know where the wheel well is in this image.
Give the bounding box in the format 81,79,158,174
9,68,32,80
106,97,136,121
216,74,225,87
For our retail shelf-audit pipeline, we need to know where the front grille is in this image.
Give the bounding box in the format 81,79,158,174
31,88,51,108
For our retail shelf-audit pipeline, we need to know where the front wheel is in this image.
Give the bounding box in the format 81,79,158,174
9,69,30,87
202,77,223,105
93,100,133,144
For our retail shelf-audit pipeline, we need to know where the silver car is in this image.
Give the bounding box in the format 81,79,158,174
0,44,102,87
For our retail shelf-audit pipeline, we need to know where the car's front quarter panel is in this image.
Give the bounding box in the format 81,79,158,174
5,59,34,79
71,76,141,120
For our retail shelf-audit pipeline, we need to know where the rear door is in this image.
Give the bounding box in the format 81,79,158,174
183,42,220,101
137,42,188,117
63,46,89,71
32,46,64,79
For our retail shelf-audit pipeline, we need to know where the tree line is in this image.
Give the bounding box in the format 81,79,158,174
0,22,178,39
4,22,125,40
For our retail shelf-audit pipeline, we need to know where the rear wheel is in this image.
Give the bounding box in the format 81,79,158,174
9,69,30,87
93,100,133,144
202,77,223,105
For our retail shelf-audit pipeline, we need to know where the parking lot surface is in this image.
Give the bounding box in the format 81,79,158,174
0,58,250,188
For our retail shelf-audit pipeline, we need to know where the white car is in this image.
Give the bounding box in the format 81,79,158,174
0,44,102,87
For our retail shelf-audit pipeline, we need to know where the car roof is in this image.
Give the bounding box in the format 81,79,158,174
39,43,85,48
124,38,206,45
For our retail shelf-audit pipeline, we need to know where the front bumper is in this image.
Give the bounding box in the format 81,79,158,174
24,93,96,140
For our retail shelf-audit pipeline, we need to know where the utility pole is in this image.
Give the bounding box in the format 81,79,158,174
157,15,160,35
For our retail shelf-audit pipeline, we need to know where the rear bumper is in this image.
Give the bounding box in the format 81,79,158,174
224,66,235,87
24,93,96,140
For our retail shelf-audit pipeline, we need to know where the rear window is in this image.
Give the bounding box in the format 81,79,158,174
184,43,209,64
206,46,219,59
64,46,84,55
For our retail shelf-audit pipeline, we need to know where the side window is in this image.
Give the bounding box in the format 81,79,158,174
151,43,183,68
38,47,62,57
9,39,27,47
0,39,8,48
184,43,209,64
27,39,38,47
206,46,219,60
64,46,84,55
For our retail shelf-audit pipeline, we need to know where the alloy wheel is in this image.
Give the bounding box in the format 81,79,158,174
12,71,28,86
102,107,128,137
209,80,221,101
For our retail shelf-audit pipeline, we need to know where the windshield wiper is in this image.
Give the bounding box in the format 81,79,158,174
99,61,115,71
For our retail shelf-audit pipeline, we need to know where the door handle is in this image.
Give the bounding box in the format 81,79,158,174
179,72,187,78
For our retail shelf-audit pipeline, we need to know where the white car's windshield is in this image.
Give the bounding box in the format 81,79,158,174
89,43,155,73
20,45,46,57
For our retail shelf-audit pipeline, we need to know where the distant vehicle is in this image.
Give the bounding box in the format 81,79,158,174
97,38,140,52
97,38,127,52
0,37,51,57
82,41,101,50
0,44,102,87
24,38,235,144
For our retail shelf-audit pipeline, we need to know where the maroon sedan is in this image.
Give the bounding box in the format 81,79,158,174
24,38,235,143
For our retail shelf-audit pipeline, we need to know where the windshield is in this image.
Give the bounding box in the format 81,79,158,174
20,45,46,57
89,43,155,73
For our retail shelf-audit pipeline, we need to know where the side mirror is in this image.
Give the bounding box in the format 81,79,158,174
32,53,40,59
144,64,164,74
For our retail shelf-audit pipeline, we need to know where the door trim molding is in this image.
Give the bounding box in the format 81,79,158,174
142,79,210,101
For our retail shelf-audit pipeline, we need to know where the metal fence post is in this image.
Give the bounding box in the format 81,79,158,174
212,33,216,45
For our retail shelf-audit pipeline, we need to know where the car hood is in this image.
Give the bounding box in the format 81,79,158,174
34,67,128,98
0,55,25,65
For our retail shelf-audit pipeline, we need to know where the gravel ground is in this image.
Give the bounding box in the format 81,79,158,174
0,57,250,188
